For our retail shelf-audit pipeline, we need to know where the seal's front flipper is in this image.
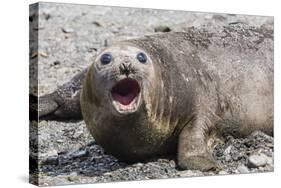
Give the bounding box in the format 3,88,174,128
31,68,88,121
177,117,220,171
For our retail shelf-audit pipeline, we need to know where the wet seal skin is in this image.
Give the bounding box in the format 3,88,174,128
39,23,274,171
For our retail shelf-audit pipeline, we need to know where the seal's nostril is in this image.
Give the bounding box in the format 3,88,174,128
119,63,132,76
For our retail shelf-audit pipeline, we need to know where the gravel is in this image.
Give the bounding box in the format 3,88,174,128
30,2,274,186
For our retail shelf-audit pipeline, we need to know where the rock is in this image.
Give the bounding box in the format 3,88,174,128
42,12,51,20
44,156,59,165
47,149,58,156
237,164,250,173
244,139,255,147
266,157,273,166
92,21,102,27
154,26,171,32
38,120,48,127
103,172,112,176
72,130,83,139
218,170,228,175
56,139,64,143
58,67,70,74
178,170,203,177
53,61,60,66
132,163,143,167
224,145,232,154
225,155,232,162
224,145,233,162
62,27,75,33
71,150,89,159
104,39,108,47
247,153,268,168
67,172,79,182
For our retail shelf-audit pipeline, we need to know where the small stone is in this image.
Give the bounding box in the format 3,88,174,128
39,52,48,57
218,170,228,175
92,21,102,27
224,145,232,154
104,39,108,47
266,142,274,148
178,170,202,177
245,139,255,147
225,155,232,162
266,157,273,166
103,172,112,176
42,12,51,20
62,27,74,33
247,153,268,168
53,61,60,65
47,149,58,156
67,172,79,182
133,163,143,167
39,120,48,127
87,47,97,52
71,150,89,159
72,130,83,139
154,26,171,32
56,139,64,143
237,164,249,173
44,156,59,165
58,67,70,74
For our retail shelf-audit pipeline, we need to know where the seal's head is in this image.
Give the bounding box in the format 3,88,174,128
89,44,156,116
81,43,172,162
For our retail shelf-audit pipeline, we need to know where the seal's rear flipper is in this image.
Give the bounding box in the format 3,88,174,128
30,68,88,121
29,92,83,121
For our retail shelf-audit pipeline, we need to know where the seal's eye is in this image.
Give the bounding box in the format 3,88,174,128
100,53,112,65
136,52,147,63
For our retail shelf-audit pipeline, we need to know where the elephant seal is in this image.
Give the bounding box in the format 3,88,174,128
37,23,274,171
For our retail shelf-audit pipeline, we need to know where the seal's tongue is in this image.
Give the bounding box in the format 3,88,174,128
111,78,140,105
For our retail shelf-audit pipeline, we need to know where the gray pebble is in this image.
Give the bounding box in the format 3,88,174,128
56,139,64,143
62,27,75,33
67,172,79,182
71,150,89,159
218,170,228,175
53,61,61,66
72,130,83,139
225,155,232,162
237,164,249,173
132,163,143,167
178,170,203,177
154,26,171,32
92,21,102,27
247,153,268,168
44,156,59,165
266,157,273,166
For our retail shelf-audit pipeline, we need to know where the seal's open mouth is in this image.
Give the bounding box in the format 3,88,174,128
111,78,141,113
